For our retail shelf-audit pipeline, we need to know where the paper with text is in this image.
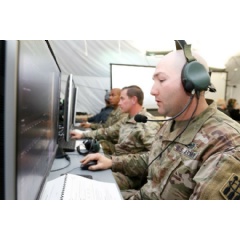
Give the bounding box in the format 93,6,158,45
40,174,122,200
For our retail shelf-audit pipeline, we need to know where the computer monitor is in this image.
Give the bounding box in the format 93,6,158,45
63,74,75,142
62,74,78,142
0,40,61,200
73,87,79,126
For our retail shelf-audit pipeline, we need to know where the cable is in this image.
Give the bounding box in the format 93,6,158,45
50,154,71,172
139,94,199,199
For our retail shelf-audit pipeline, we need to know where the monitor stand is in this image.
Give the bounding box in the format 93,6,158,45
56,146,66,158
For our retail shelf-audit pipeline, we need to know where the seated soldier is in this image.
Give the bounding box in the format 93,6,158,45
79,44,240,200
80,88,127,130
227,98,240,121
71,85,161,192
78,92,114,124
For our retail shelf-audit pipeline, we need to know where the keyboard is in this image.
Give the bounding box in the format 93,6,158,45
58,137,76,152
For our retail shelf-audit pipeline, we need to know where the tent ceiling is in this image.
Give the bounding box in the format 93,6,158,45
49,40,162,78
49,40,240,84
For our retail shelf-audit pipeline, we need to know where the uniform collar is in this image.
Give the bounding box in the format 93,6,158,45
127,108,148,124
162,101,217,144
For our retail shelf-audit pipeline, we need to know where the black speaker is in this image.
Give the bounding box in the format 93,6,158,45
175,40,211,93
77,138,100,155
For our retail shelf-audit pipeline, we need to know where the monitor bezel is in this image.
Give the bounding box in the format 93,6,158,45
63,74,75,142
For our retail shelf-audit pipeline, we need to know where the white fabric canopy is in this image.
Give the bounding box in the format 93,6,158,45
48,40,240,114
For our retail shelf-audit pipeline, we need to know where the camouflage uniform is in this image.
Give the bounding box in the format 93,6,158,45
83,108,161,190
112,102,240,200
82,114,128,144
90,107,127,130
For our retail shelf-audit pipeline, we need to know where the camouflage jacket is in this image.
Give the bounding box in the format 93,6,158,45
90,107,127,130
113,102,240,200
83,108,161,157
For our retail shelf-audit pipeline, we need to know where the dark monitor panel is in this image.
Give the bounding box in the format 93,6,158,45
1,40,61,200
16,41,61,200
63,74,77,142
73,87,78,126
1,40,18,200
0,41,6,200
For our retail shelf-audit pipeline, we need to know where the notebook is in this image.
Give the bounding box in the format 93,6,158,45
40,174,122,200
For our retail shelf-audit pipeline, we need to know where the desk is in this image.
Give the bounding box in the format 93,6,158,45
49,151,117,183
46,143,122,199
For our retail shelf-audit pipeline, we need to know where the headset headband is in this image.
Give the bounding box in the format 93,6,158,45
175,40,195,62
174,40,216,93
175,40,186,50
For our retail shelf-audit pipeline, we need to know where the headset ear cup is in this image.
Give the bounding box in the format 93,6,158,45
83,139,91,150
90,139,100,153
82,139,100,153
76,145,88,155
182,61,210,93
182,63,194,93
77,139,92,155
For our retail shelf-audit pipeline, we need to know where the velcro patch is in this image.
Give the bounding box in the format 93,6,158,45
220,173,240,200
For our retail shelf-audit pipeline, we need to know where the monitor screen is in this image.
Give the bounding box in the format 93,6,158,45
1,40,61,200
73,87,78,126
63,74,77,142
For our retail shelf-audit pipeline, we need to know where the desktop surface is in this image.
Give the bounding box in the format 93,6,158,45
43,124,122,200
47,143,120,187
42,146,122,200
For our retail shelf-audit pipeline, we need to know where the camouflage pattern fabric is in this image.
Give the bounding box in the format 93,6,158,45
90,107,127,130
83,115,128,144
84,108,161,191
98,140,116,155
113,172,143,190
111,102,240,200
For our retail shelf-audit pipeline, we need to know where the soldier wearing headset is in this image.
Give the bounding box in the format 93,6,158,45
79,41,240,200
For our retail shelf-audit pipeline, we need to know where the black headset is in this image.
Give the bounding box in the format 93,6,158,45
175,40,215,94
76,138,100,155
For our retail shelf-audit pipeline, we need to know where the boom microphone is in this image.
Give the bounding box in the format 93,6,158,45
135,93,195,123
134,114,164,123
134,114,148,123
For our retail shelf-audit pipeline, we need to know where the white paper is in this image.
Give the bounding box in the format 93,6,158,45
40,175,65,200
40,174,122,200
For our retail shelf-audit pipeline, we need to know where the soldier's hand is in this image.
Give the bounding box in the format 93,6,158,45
81,153,112,170
70,130,84,139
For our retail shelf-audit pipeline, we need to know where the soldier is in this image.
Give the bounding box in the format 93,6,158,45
80,88,127,130
77,92,114,124
227,98,240,121
71,85,160,191
80,44,240,200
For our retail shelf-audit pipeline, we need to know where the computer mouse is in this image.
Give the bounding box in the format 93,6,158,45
80,160,97,170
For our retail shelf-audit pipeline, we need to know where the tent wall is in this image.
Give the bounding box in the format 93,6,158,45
61,74,110,114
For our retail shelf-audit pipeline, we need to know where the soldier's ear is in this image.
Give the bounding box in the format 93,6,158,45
131,96,137,105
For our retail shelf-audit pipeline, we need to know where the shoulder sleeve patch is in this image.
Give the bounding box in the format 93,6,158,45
220,173,240,200
198,156,240,200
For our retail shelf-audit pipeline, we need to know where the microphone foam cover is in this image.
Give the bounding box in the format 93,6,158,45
134,114,148,123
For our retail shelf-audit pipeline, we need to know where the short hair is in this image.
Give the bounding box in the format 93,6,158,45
121,85,144,105
227,98,237,110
